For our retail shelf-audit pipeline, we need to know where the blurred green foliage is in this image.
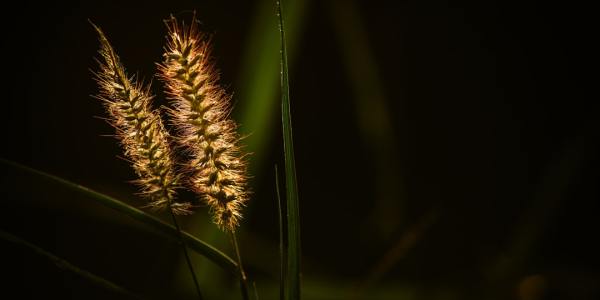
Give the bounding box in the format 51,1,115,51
1,0,598,299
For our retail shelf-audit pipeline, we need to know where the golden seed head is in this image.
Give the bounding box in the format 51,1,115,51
159,16,249,230
92,23,192,214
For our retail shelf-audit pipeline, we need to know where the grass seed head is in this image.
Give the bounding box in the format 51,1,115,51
91,22,192,214
159,16,249,231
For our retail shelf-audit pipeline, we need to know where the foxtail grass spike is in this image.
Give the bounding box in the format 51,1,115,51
159,16,249,231
91,22,192,214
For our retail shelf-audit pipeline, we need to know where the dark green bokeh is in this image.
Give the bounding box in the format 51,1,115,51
1,0,598,299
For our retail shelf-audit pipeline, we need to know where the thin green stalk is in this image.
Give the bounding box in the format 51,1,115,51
0,158,238,274
237,0,309,172
167,205,203,300
277,1,301,299
231,231,250,300
275,165,285,300
0,230,143,299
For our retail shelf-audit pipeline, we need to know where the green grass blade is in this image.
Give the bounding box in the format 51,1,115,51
277,1,301,299
0,158,238,274
0,230,144,299
274,165,285,300
236,0,308,172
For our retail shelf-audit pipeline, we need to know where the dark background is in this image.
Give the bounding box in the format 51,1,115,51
0,0,598,299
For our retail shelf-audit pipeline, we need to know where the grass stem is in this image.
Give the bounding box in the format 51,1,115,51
231,231,250,300
275,165,285,300
167,204,204,300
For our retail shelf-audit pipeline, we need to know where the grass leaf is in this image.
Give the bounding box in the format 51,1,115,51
236,0,308,172
0,230,144,299
277,1,301,299
275,164,285,300
0,158,238,274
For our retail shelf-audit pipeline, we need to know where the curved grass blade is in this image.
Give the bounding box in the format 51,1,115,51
277,1,301,299
0,158,238,274
0,230,144,299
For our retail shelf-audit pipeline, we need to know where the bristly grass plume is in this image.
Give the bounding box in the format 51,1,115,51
91,23,192,214
159,16,249,232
